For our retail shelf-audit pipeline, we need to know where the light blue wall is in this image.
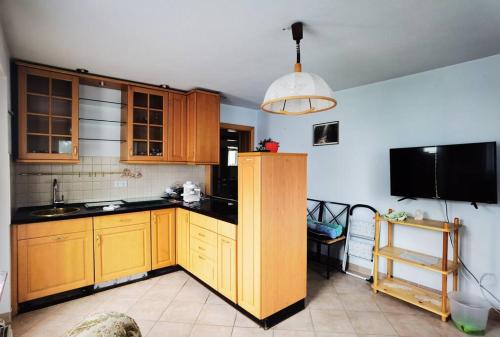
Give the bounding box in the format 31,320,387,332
260,55,500,298
220,103,262,149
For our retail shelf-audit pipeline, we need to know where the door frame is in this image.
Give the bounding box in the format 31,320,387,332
205,123,255,195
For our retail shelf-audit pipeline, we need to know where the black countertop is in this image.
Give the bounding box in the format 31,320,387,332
11,197,237,225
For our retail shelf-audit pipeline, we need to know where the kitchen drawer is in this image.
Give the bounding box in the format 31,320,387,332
190,212,217,233
217,220,237,240
190,249,217,288
17,218,92,240
190,236,217,261
190,224,217,246
94,211,150,229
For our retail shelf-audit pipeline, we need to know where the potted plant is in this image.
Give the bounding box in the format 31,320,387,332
256,138,280,152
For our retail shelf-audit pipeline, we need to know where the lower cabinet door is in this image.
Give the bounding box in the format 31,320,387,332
217,235,237,303
94,223,151,283
151,209,176,270
176,208,190,269
190,250,217,288
17,231,94,302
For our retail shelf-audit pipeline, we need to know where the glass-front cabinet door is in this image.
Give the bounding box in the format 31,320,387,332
124,86,167,161
18,66,79,162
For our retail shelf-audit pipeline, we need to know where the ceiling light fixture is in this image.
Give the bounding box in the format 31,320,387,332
261,22,337,115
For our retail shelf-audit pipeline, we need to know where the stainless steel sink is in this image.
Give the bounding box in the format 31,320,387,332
31,207,80,217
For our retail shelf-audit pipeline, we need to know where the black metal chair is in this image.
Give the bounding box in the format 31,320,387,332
307,198,350,279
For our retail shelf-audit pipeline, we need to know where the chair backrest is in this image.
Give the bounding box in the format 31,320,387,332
307,198,350,234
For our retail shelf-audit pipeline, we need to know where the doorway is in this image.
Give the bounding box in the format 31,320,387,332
208,123,254,200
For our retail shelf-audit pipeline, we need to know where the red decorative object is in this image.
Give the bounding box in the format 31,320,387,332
265,141,280,152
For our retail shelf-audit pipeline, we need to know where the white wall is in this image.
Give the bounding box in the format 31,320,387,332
0,20,11,316
260,55,500,299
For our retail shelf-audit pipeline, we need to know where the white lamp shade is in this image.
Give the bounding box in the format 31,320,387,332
261,71,337,115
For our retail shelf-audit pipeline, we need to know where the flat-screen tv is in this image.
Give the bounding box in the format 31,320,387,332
390,142,497,204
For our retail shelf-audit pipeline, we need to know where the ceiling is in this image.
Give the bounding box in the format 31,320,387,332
1,0,500,108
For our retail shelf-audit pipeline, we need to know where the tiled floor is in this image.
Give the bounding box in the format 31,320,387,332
11,270,500,337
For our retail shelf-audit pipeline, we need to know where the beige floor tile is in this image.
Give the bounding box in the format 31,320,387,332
157,271,190,287
374,293,427,315
314,333,357,337
175,284,210,303
51,296,102,316
142,282,183,300
331,275,372,294
11,310,46,336
231,327,273,337
310,309,355,333
147,321,193,337
160,300,204,323
307,291,344,310
189,324,233,337
127,297,172,321
235,312,260,328
272,329,315,337
346,311,397,335
19,313,81,337
96,297,138,313
135,319,156,336
206,292,227,304
339,292,380,312
196,303,237,326
274,308,313,331
113,281,154,299
386,313,446,337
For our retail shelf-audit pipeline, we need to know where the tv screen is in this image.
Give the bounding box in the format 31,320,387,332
390,142,497,204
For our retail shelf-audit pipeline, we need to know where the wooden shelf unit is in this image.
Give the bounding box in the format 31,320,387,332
372,211,460,321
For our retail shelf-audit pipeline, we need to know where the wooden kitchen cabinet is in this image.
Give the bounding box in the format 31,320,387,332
17,65,79,163
16,218,94,302
94,212,152,283
237,153,307,319
218,235,237,302
176,208,190,269
167,93,188,162
121,86,168,162
186,90,220,164
151,209,176,269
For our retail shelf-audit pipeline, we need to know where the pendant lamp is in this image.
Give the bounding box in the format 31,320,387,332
261,22,337,115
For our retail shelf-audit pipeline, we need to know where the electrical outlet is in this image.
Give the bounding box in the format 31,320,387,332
113,180,128,188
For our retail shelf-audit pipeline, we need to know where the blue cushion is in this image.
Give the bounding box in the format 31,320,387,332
307,218,343,238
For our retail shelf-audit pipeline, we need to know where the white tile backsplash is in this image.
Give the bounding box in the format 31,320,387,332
14,156,205,207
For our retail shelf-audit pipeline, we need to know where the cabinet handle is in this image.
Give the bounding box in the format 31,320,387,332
153,215,157,224
198,246,205,251
54,235,67,241
96,234,101,246
73,145,78,155
199,255,205,260
119,218,132,223
129,148,133,156
198,233,205,237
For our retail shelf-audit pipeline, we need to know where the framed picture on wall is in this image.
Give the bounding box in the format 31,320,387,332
313,121,339,146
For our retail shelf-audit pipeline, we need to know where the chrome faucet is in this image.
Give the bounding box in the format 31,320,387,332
53,179,64,206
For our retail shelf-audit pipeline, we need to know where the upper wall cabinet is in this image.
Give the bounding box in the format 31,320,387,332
187,91,220,164
167,93,188,162
121,86,168,162
17,66,79,163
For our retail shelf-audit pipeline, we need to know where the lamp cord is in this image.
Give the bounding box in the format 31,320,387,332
296,41,301,64
444,199,500,312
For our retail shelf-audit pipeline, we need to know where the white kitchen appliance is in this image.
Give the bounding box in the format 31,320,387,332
182,181,201,203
